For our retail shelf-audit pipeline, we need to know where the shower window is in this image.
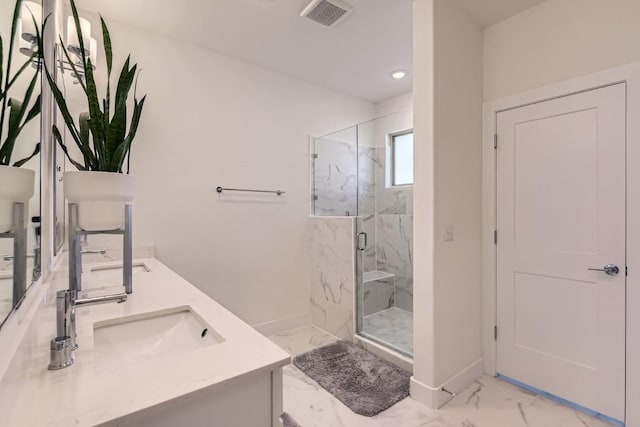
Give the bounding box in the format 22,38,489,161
391,131,414,186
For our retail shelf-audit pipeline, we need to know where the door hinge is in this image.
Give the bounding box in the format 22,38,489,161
312,153,318,159
313,195,318,201
494,134,498,149
494,326,498,340
626,266,628,276
494,230,498,245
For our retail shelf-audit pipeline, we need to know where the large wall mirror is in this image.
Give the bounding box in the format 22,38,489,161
0,0,42,328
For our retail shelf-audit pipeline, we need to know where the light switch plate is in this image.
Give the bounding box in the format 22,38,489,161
444,225,454,242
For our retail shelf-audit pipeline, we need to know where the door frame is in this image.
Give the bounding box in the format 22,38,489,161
482,61,640,426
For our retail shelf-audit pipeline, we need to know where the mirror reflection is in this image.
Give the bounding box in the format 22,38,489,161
0,0,42,326
53,57,65,255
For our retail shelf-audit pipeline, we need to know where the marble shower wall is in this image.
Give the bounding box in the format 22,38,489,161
308,217,355,341
312,109,414,318
313,135,377,271
358,146,377,272
377,211,413,312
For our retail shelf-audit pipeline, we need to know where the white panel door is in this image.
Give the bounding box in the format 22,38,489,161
496,84,626,420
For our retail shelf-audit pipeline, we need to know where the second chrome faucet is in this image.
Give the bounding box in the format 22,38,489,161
48,290,127,370
48,204,134,370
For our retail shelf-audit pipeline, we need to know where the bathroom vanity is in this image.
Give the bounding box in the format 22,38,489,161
0,255,290,426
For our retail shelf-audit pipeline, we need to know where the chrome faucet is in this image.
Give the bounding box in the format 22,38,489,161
48,203,134,370
48,289,127,370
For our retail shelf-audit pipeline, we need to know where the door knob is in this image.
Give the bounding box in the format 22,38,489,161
588,264,620,276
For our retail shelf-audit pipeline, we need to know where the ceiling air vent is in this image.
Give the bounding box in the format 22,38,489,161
300,0,353,28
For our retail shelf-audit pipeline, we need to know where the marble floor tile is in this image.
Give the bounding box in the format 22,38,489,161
269,326,614,427
269,325,340,357
362,307,413,355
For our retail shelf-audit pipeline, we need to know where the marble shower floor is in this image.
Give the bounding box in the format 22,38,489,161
362,307,413,355
268,325,614,427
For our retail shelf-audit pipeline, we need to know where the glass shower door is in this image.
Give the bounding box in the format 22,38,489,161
355,111,414,358
311,110,414,358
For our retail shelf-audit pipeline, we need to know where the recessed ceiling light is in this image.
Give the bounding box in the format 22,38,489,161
391,70,408,80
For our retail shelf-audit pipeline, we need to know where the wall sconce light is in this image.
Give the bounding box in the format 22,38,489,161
59,15,98,84
66,16,91,56
18,1,41,68
20,1,41,42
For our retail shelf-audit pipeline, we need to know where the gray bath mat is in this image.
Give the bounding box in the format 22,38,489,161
293,340,410,417
281,412,301,427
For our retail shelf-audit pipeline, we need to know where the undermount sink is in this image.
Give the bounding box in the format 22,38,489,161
93,307,224,370
82,262,150,290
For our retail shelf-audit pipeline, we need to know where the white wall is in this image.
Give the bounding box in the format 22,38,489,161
484,0,640,101
375,92,413,117
431,0,483,386
69,13,374,327
412,0,484,407
412,0,436,396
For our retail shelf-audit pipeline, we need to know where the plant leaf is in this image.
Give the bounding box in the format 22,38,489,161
58,36,87,95
69,0,88,67
111,95,145,172
43,55,98,171
107,57,135,162
0,2,41,167
12,142,40,167
101,17,113,137
0,35,4,98
6,56,34,93
0,0,24,143
11,67,39,133
100,16,113,76
0,98,22,164
106,103,126,167
41,0,147,173
42,57,84,147
114,57,134,108
84,58,107,168
53,126,86,170
22,93,41,125
79,111,95,168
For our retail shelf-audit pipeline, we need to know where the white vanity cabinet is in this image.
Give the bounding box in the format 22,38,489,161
110,368,284,427
0,258,289,427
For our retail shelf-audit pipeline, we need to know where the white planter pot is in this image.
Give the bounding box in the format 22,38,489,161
64,171,135,231
0,165,35,233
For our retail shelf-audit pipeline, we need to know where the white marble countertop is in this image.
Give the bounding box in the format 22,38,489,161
0,257,290,426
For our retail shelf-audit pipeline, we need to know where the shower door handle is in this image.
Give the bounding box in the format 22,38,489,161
357,232,367,251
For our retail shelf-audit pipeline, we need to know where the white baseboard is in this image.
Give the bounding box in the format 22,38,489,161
410,377,440,408
410,357,484,409
253,312,311,336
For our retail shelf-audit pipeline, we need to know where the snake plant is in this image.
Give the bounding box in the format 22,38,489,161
0,0,42,167
44,0,146,173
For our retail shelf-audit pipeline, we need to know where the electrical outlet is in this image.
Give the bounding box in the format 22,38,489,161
444,225,454,242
